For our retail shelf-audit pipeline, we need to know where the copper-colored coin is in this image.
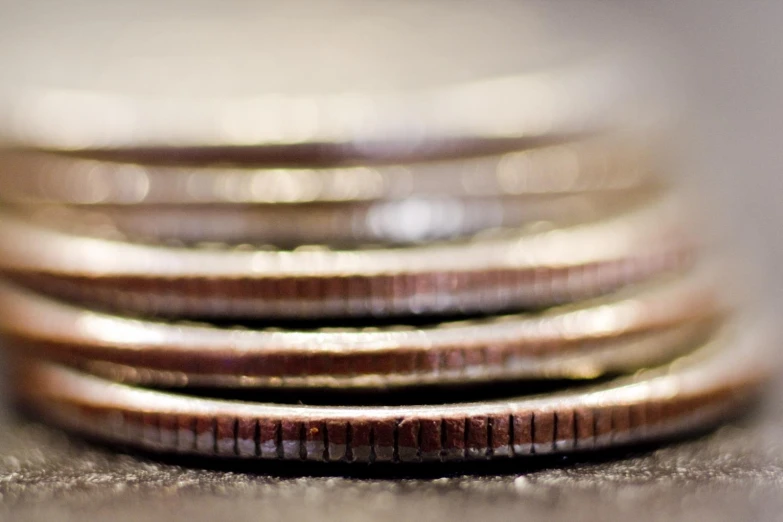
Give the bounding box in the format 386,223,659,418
0,267,724,388
4,188,660,247
0,137,659,205
0,2,660,157
11,323,772,462
0,195,695,319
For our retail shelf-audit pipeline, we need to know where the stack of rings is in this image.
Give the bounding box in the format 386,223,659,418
0,0,773,465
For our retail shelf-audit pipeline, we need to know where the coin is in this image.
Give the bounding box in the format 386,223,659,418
0,195,696,319
0,267,725,388
0,1,664,156
4,188,662,247
0,136,660,205
11,322,772,462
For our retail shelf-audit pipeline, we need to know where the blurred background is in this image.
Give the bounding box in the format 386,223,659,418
641,2,783,309
1,2,782,521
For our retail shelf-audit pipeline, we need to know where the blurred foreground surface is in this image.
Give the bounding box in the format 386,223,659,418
2,1,783,520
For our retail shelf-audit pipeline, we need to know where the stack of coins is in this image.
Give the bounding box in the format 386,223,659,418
0,1,773,463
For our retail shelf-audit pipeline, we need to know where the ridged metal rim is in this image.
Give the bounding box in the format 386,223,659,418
11,323,771,463
0,267,726,388
0,195,696,318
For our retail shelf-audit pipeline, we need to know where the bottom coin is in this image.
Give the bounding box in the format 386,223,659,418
11,322,772,463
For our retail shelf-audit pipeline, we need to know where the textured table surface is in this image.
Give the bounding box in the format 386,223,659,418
2,2,783,521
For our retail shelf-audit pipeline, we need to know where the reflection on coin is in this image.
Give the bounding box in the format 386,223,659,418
5,188,662,247
0,195,696,318
0,137,661,204
11,323,772,462
0,1,664,155
0,267,724,388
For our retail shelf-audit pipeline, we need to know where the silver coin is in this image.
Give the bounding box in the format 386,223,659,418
0,0,667,155
10,320,774,461
4,188,663,247
0,266,725,388
0,194,697,318
0,136,661,204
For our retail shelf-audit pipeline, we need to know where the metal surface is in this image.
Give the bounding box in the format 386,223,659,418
0,195,695,319
0,1,662,154
0,268,725,388
0,137,659,204
2,189,661,247
10,322,773,462
0,0,780,520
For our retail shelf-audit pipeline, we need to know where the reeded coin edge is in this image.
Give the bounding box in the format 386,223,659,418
0,266,726,387
11,323,772,462
5,320,721,389
0,195,697,318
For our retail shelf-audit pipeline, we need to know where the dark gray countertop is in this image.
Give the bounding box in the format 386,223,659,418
2,2,783,520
